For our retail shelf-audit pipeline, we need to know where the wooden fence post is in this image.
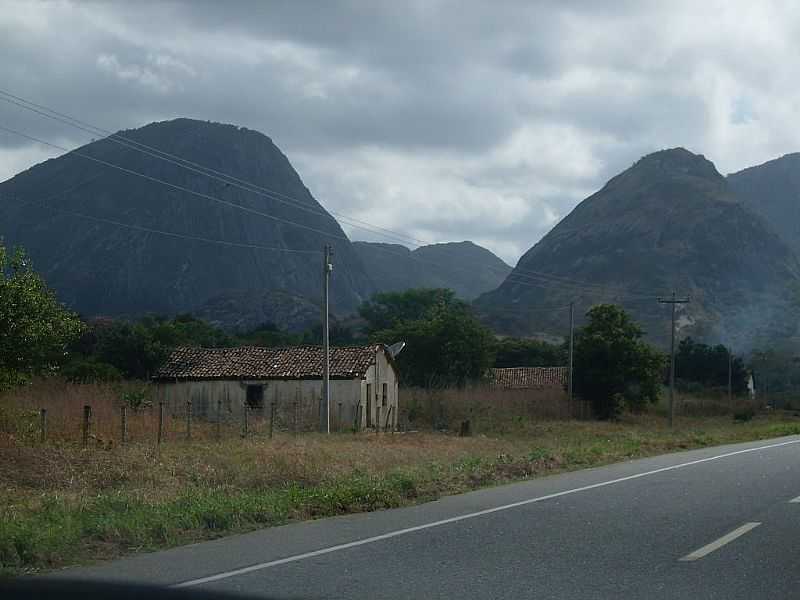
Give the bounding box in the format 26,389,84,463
82,405,91,448
269,402,275,439
293,399,299,436
384,406,392,432
120,405,128,445
242,404,249,438
186,400,192,441
157,401,164,446
216,400,222,440
40,408,47,443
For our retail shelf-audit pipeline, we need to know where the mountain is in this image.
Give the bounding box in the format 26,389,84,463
352,240,511,300
728,153,800,257
0,118,375,327
475,148,800,349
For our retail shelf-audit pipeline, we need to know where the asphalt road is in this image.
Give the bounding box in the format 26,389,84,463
54,435,800,599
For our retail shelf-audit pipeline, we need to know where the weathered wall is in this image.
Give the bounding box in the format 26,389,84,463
360,349,399,430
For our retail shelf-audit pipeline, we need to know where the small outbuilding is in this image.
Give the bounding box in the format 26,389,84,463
153,345,399,430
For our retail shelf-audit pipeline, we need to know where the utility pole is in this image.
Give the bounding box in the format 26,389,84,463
568,302,574,404
658,291,690,428
728,346,733,407
320,244,333,434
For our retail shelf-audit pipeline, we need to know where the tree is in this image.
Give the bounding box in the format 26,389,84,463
572,304,665,419
0,244,83,389
361,288,495,387
359,288,458,331
675,337,747,393
493,337,566,368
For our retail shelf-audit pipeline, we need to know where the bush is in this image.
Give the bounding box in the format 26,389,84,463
733,406,756,422
120,385,152,412
61,359,122,383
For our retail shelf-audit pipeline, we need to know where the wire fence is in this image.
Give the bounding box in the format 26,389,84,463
2,378,782,448
0,379,348,448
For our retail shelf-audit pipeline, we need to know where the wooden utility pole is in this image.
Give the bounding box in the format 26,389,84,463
320,244,333,434
658,292,690,428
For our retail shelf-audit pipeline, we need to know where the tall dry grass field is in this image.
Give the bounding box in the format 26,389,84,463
400,384,591,432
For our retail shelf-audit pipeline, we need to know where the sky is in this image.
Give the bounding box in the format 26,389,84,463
2,1,800,265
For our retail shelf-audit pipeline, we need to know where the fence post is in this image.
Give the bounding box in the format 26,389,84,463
216,399,222,440
40,408,47,443
157,401,164,446
269,402,275,439
337,402,343,432
384,406,392,432
242,404,249,438
120,405,128,445
82,405,92,447
293,399,299,436
186,399,192,441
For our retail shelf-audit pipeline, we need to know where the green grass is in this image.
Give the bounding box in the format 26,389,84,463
2,414,800,576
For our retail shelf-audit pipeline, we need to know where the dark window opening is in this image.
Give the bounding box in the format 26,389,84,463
382,383,388,407
246,385,264,410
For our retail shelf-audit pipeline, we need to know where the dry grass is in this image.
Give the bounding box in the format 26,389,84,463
3,379,800,576
399,384,591,431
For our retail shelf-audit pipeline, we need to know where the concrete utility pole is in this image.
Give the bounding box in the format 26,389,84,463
320,244,333,434
568,302,574,404
658,291,690,428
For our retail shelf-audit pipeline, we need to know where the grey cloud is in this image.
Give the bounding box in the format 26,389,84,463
2,1,800,264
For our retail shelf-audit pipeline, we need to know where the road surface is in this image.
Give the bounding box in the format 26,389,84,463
55,435,800,599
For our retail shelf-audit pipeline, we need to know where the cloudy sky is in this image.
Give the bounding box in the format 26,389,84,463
2,1,800,264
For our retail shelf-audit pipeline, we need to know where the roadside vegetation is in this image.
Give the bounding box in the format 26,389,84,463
4,241,800,576
3,399,800,576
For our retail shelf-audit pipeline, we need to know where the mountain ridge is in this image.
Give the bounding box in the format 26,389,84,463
728,153,800,259
353,240,511,300
0,118,376,326
476,147,800,349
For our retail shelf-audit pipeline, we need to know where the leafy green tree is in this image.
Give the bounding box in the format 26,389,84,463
493,337,566,368
359,288,458,331
573,304,665,419
0,244,83,389
362,288,495,387
237,321,302,347
147,314,234,348
92,322,169,380
675,337,747,393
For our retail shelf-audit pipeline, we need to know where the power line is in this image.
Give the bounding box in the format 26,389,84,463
1,177,322,255
0,124,355,243
0,89,667,298
0,89,426,248
0,117,670,303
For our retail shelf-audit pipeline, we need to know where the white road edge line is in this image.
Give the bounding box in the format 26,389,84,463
679,522,761,562
789,495,800,503
173,438,800,588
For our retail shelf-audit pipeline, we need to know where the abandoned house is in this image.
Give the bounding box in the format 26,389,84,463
153,345,399,430
489,367,568,390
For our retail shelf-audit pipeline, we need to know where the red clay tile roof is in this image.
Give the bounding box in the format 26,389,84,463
154,345,386,380
489,367,567,389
